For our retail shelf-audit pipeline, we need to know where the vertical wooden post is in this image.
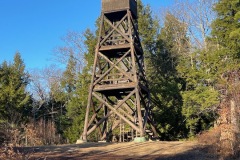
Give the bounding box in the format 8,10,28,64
82,46,99,141
120,118,122,142
136,90,144,137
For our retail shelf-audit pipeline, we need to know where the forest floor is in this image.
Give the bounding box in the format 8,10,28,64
17,141,222,160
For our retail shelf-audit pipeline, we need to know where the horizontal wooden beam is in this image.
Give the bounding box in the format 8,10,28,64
94,82,136,91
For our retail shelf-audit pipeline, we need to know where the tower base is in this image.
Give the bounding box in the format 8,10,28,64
76,139,87,144
134,137,147,143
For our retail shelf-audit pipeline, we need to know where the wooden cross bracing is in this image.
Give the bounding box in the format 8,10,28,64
82,7,157,142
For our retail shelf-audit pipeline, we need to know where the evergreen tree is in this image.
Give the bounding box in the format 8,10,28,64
0,52,31,125
210,0,240,104
152,13,189,139
63,29,97,143
212,0,240,58
177,46,220,136
61,53,77,97
137,0,159,76
137,2,189,139
177,0,240,137
0,61,9,122
208,0,240,154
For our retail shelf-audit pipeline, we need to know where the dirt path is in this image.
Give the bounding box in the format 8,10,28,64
21,141,218,160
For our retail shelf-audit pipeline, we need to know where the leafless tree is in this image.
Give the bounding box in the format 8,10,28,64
165,0,217,50
29,65,63,120
53,31,86,73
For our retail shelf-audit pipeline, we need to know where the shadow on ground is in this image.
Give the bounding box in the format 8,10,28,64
15,141,223,160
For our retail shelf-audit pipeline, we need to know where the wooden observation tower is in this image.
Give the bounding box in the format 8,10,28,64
82,0,158,142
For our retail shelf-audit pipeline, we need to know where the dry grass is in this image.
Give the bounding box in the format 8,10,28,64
197,125,240,160
197,127,221,153
0,144,32,160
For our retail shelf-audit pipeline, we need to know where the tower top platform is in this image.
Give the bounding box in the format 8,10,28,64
102,0,137,18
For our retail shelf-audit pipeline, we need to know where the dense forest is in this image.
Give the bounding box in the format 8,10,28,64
0,0,239,155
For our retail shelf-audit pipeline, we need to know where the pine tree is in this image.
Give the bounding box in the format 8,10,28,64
0,52,31,125
151,13,189,139
212,0,240,58
137,0,159,77
57,54,79,143
210,0,240,104
61,53,77,96
63,29,97,143
0,61,9,122
175,0,239,138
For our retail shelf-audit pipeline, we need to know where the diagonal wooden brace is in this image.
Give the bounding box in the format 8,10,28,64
92,92,140,133
104,15,130,43
98,52,135,82
94,49,131,86
100,14,128,46
86,89,137,135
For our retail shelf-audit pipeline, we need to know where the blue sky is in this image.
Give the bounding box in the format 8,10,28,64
0,0,172,69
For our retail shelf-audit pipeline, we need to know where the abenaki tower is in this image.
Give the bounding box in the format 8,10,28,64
81,0,158,143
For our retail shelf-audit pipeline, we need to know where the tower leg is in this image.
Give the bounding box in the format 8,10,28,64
136,90,144,137
82,91,92,141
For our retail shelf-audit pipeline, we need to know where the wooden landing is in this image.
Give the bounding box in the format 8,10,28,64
94,82,136,92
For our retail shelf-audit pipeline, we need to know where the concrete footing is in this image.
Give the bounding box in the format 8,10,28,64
76,139,87,144
134,137,147,143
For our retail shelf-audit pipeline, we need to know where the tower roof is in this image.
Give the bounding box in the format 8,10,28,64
102,0,137,18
